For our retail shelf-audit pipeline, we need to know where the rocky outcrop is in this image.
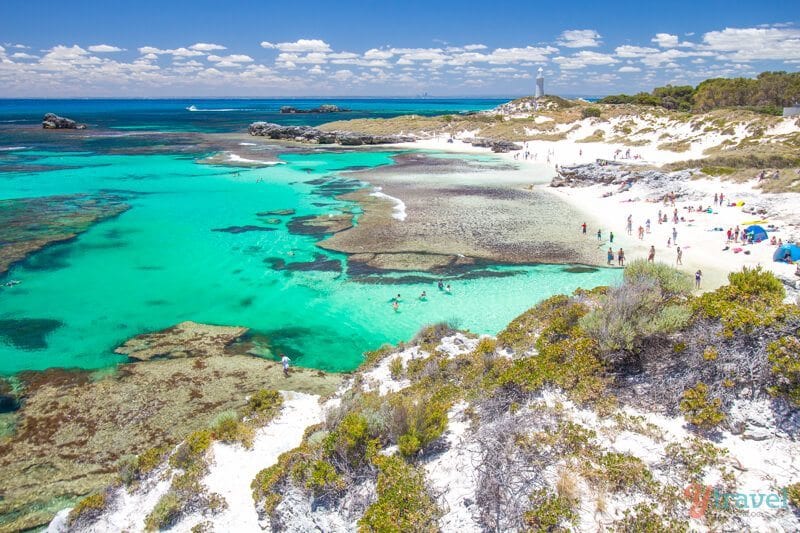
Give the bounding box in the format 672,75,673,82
248,122,415,146
550,162,694,188
467,137,519,153
42,113,86,129
114,321,248,361
280,104,350,114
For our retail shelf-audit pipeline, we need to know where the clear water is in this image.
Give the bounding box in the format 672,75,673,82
0,100,621,374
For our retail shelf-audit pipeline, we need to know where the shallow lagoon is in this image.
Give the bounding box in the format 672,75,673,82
0,147,621,374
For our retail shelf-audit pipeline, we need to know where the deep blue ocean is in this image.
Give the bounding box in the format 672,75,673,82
0,98,507,133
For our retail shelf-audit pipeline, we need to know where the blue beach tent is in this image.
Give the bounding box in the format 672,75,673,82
773,244,800,262
745,225,768,243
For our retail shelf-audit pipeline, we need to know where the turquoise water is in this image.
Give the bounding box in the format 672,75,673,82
0,147,621,374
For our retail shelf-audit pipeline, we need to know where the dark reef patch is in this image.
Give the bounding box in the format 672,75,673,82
256,209,295,216
212,225,277,234
0,318,63,350
562,265,600,274
264,254,342,273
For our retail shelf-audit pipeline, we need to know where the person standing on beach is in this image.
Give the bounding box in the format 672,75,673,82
626,215,633,235
281,354,291,378
607,247,614,265
618,248,625,266
676,246,683,265
648,246,655,263
695,270,702,289
672,227,678,245
597,229,602,241
714,193,718,205
610,231,614,244
720,193,724,206
581,222,587,235
646,219,651,233
657,209,662,225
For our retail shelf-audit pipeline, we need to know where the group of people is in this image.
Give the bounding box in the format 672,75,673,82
390,280,452,312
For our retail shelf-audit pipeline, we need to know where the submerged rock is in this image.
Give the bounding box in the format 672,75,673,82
467,137,519,153
42,113,86,129
248,122,415,146
114,321,249,361
280,104,350,114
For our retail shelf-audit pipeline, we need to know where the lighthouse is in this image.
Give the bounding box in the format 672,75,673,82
535,67,544,98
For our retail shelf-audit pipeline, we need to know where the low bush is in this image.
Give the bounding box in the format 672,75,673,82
522,488,578,532
359,455,440,532
170,429,213,470
391,390,450,457
680,383,725,429
68,492,106,525
119,445,170,485
388,356,404,380
212,414,255,448
243,389,283,420
767,336,800,405
581,107,602,119
144,492,183,531
787,482,800,509
615,503,689,532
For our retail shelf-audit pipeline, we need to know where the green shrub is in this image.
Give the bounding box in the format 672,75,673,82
703,346,719,361
581,107,602,119
388,356,404,380
693,267,790,337
615,503,689,532
306,459,343,494
787,482,800,508
391,390,450,457
523,488,578,532
212,414,255,448
170,429,213,470
701,166,736,176
120,445,170,485
680,383,725,429
623,260,693,300
324,412,380,467
68,492,106,524
243,389,283,419
145,492,183,531
767,336,800,405
359,455,440,532
591,452,654,493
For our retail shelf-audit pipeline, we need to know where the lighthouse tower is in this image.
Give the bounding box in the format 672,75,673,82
535,67,544,98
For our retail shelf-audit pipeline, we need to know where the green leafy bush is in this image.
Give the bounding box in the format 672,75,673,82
68,493,106,524
243,389,283,420
581,107,602,119
615,503,689,532
391,390,450,457
591,452,654,493
170,429,213,470
388,356,404,379
359,455,440,532
787,482,800,508
693,267,790,337
680,383,725,429
212,414,255,448
145,492,183,531
767,336,800,405
119,445,170,485
523,488,577,532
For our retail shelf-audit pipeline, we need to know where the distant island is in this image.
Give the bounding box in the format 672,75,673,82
279,104,350,114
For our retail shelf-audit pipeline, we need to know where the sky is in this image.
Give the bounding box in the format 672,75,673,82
0,0,797,98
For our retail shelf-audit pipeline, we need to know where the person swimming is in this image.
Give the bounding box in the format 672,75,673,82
445,284,452,294
437,280,444,291
392,301,399,312
419,291,427,301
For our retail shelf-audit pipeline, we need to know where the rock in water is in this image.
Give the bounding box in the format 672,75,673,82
280,104,350,114
248,122,415,146
42,113,86,129
114,321,249,361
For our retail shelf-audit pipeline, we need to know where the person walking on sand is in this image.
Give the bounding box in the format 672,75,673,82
672,227,678,245
607,247,614,265
618,248,625,266
648,246,655,263
626,215,633,235
597,229,602,241
676,246,683,265
581,222,587,235
695,269,702,289
281,354,291,378
719,192,724,206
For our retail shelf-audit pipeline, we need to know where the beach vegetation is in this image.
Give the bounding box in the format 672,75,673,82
212,413,255,448
119,445,170,485
700,166,736,176
787,483,800,509
388,356,404,379
614,503,690,532
767,336,800,405
243,389,283,420
581,107,602,119
170,429,213,470
391,390,450,457
359,455,440,532
144,492,183,531
587,452,655,493
522,488,578,531
68,492,107,525
680,383,725,429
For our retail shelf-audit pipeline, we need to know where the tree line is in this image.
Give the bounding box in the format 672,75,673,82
599,71,800,114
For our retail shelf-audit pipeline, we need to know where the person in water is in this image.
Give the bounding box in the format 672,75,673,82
437,280,444,291
393,293,401,302
392,301,399,312
445,284,452,294
419,291,427,301
280,354,291,378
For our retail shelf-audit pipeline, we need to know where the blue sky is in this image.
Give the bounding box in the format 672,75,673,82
0,0,797,97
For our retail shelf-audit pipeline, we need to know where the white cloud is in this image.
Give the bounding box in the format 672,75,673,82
190,42,226,51
557,29,602,48
11,52,37,59
615,45,659,58
261,39,332,52
701,26,800,61
464,44,487,51
652,33,679,48
332,69,353,81
88,44,123,53
618,66,641,73
554,51,617,69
